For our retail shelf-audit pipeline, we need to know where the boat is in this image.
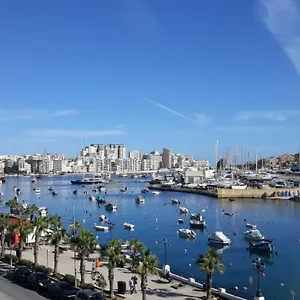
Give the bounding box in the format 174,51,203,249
231,184,247,190
120,187,127,192
141,188,149,193
229,198,235,202
171,199,181,204
249,241,274,253
178,229,196,238
35,188,40,194
135,195,145,203
124,222,135,230
104,203,117,211
208,231,231,245
98,185,105,192
73,190,78,194
32,178,37,183
38,207,48,217
52,191,58,196
152,191,160,195
49,187,54,191
178,218,184,223
189,213,207,228
94,224,109,231
96,196,106,204
179,207,189,214
246,223,257,229
89,195,96,201
71,177,107,185
244,229,265,241
99,215,108,222
291,196,300,202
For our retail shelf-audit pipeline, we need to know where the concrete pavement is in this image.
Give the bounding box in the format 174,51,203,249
18,245,207,300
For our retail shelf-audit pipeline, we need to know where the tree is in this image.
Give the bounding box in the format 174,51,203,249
23,204,39,221
0,213,10,258
104,238,124,298
138,248,158,300
5,197,21,215
71,230,97,286
196,248,225,300
47,215,67,275
12,216,34,260
127,239,144,273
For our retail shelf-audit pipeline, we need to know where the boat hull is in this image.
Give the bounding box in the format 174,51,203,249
208,238,231,246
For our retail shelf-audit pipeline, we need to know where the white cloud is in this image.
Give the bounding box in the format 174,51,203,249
25,129,126,137
115,124,126,129
145,97,210,124
236,109,300,121
0,109,78,121
259,0,300,75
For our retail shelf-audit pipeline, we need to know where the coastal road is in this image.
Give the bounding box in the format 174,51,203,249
0,264,47,300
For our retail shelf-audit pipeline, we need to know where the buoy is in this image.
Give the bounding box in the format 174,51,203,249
188,263,191,266
262,273,265,277
229,263,232,267
155,241,158,244
280,283,284,286
233,286,238,291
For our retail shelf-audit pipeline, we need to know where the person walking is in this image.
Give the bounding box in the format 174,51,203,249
133,275,138,293
129,277,134,294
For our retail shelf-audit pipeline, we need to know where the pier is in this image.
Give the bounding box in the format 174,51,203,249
149,184,300,199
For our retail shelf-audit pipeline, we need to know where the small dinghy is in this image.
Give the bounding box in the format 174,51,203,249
99,215,108,222
178,218,184,224
94,223,109,231
178,229,196,239
152,191,160,195
179,207,189,214
124,222,135,230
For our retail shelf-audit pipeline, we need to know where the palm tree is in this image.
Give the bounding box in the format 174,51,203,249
70,221,81,237
196,248,225,300
138,248,158,300
0,213,10,258
23,204,39,220
71,229,97,286
47,215,67,275
104,238,124,298
5,197,21,215
127,239,144,272
12,216,34,260
32,215,50,267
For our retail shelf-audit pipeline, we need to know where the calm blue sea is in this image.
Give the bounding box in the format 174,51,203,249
1,175,299,300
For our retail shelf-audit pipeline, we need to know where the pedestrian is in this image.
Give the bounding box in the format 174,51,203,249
133,275,138,293
129,277,134,294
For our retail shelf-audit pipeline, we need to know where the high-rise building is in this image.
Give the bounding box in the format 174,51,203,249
162,148,172,169
128,150,143,160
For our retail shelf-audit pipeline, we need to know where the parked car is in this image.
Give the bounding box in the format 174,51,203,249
48,281,78,299
27,272,52,291
75,289,105,300
12,266,32,283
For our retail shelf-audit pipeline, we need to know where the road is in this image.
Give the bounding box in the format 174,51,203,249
0,262,47,300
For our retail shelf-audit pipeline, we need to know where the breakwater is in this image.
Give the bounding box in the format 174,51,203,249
149,184,300,199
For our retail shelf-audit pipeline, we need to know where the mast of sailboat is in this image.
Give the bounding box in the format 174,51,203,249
215,140,219,179
255,148,258,175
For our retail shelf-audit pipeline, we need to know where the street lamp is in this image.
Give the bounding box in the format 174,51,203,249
252,257,265,297
163,238,168,266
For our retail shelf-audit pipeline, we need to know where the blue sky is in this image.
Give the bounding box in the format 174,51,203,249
0,0,300,161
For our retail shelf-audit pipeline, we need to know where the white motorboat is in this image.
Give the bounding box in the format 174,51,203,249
99,215,108,222
135,195,145,203
244,229,264,241
35,188,41,194
246,223,257,229
178,218,184,223
89,195,96,201
178,229,196,239
152,191,160,195
208,231,231,245
189,213,207,228
171,199,181,204
231,184,247,190
179,207,189,214
94,223,109,231
120,187,128,192
124,222,135,230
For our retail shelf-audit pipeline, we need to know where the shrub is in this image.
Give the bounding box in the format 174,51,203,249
63,274,76,285
80,283,94,289
34,264,52,275
54,273,64,281
2,254,18,264
17,259,34,269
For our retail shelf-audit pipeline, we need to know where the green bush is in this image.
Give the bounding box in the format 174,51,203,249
2,254,18,264
54,273,64,281
34,264,52,275
18,259,34,269
63,274,76,285
80,283,94,289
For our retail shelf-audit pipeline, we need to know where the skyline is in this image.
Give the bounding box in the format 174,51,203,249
0,0,300,159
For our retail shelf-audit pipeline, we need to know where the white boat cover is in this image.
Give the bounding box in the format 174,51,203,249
210,231,230,242
245,229,263,238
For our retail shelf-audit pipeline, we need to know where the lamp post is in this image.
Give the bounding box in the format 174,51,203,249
163,238,168,266
47,249,49,268
252,257,265,297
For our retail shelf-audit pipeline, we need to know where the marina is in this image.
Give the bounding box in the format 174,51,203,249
0,175,300,299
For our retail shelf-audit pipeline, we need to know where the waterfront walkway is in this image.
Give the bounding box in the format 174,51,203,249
13,246,207,300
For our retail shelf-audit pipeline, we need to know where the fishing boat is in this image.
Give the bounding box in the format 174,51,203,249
104,203,117,211
179,207,189,214
171,199,181,204
135,195,145,203
35,188,40,194
178,229,196,239
249,241,274,253
124,222,135,230
208,231,231,245
246,223,257,229
94,224,109,231
244,229,265,241
152,191,160,195
189,213,207,228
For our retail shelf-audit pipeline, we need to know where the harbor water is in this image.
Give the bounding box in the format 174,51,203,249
1,175,299,300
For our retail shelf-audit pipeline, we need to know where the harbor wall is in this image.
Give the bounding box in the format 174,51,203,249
217,187,300,198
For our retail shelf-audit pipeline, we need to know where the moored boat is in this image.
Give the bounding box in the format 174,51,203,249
178,229,196,239
105,203,117,211
189,213,207,228
71,177,107,185
208,231,231,245
152,191,160,195
178,218,184,223
246,223,257,229
141,188,149,193
171,199,181,204
179,207,189,214
99,215,108,222
249,241,274,253
244,229,264,241
35,188,40,194
120,187,127,192
94,223,109,231
89,195,96,201
135,195,145,203
124,222,135,230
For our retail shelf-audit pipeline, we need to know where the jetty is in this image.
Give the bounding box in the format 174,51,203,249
149,184,300,199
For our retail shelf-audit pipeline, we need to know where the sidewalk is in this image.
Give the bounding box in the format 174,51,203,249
13,246,206,300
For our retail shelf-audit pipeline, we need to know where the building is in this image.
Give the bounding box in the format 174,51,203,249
17,158,31,174
162,148,172,169
128,150,143,160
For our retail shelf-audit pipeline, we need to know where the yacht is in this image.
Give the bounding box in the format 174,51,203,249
178,229,196,239
71,176,107,185
179,207,189,214
189,213,206,228
135,195,145,203
124,222,135,230
244,229,264,241
35,188,41,194
208,231,231,245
